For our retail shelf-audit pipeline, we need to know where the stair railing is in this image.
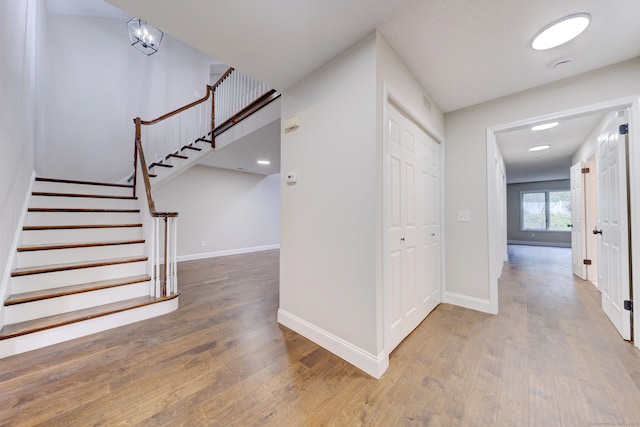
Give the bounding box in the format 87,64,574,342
133,122,178,298
132,67,280,297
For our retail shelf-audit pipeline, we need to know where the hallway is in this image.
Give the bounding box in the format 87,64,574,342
497,244,640,425
0,247,639,425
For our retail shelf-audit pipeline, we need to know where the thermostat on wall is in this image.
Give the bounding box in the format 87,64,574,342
284,115,300,133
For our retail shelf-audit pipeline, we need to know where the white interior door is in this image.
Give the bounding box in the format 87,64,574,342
596,112,631,340
570,162,587,279
385,102,440,353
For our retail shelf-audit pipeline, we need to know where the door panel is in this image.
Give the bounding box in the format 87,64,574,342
596,112,631,340
385,103,441,353
570,162,586,279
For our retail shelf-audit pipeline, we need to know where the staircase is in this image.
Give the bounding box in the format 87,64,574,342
0,67,279,359
0,177,179,358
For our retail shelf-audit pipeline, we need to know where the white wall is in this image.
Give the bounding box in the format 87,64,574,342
445,57,640,308
0,0,45,323
376,34,444,137
280,32,444,377
280,34,379,359
153,166,280,259
41,14,212,182
572,112,617,165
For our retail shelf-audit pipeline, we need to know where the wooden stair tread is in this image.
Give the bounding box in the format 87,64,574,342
24,223,142,231
36,177,133,189
28,208,140,213
32,192,136,200
0,293,180,340
181,145,202,151
5,275,151,306
17,239,145,252
167,153,188,160
149,162,173,168
11,256,148,277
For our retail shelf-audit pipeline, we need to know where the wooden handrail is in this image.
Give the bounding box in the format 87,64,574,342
139,85,213,126
212,89,281,138
133,118,178,218
211,67,234,90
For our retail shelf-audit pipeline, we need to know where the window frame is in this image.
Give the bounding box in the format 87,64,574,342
520,190,571,232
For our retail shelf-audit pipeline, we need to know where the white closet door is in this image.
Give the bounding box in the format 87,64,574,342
385,103,440,353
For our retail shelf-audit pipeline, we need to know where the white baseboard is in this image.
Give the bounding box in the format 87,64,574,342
0,171,36,327
176,244,280,262
444,291,495,314
507,240,571,248
277,309,389,379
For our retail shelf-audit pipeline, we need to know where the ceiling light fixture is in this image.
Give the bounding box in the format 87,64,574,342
531,122,559,131
531,13,591,50
127,18,163,55
529,145,551,152
257,160,271,165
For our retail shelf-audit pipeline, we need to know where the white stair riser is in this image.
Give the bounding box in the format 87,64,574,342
4,282,150,324
11,261,147,293
33,181,132,197
16,243,145,268
29,196,138,210
25,211,140,226
0,298,179,359
21,227,143,245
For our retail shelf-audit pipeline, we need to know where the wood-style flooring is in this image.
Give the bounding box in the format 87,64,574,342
1,245,639,426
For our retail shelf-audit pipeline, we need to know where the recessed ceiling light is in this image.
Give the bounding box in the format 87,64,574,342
531,122,559,131
529,145,551,152
531,13,591,50
257,160,271,165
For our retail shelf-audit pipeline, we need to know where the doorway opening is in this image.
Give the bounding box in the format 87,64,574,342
487,96,640,348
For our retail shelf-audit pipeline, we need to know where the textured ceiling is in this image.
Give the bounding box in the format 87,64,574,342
54,0,640,180
105,0,640,113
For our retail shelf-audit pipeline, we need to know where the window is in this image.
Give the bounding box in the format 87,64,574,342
521,190,571,231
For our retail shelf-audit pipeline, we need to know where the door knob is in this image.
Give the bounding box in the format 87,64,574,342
593,228,603,235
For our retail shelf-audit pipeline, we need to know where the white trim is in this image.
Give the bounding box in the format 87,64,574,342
507,240,571,248
176,244,280,262
0,297,178,359
487,94,640,349
0,171,36,328
444,291,493,314
384,82,445,144
486,129,500,315
277,309,389,379
627,97,640,349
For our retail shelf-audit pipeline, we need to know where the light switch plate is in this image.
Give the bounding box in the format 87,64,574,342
457,210,471,222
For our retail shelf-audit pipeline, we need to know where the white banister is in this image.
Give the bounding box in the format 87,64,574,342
214,69,271,125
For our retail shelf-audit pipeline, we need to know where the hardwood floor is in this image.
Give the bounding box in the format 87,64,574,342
1,246,639,426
